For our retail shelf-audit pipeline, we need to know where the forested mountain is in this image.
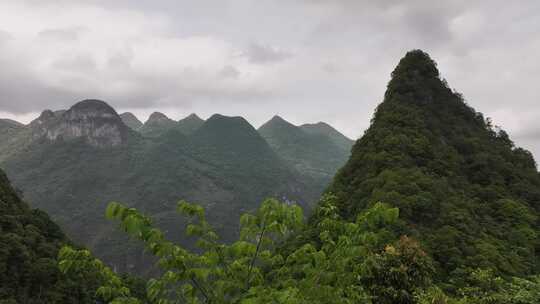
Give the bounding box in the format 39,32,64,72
0,168,100,303
176,113,205,135
0,101,344,274
120,112,143,130
139,111,177,137
0,119,27,163
258,115,353,182
325,50,540,280
300,121,353,151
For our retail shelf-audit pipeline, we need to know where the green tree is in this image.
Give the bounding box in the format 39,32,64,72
59,196,435,303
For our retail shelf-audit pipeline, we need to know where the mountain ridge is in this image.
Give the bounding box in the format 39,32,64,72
120,112,143,130
0,103,339,274
259,114,353,182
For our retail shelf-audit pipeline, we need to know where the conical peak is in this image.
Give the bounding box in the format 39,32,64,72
383,50,452,107
120,112,138,119
391,50,439,81
147,112,170,122
259,115,295,130
182,113,204,122
120,112,143,130
269,115,288,123
186,113,200,119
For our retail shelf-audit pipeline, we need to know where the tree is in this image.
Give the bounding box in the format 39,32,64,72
59,196,436,303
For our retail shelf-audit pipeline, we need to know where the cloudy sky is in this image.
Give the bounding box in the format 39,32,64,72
0,0,539,158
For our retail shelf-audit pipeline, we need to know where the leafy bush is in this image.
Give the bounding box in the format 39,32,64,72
59,196,435,303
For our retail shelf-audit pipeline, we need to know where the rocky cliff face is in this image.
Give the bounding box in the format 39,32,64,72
31,99,128,147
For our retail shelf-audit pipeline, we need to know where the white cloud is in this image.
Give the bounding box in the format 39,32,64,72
0,0,539,159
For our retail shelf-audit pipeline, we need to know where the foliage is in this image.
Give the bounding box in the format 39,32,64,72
0,168,102,303
326,50,540,280
60,196,437,303
258,116,353,181
58,246,142,304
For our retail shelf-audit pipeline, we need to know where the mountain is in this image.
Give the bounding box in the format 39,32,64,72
0,119,27,162
0,168,99,303
300,121,354,151
120,112,143,130
258,115,353,182
30,99,130,147
139,111,176,137
0,112,65,163
176,113,204,135
0,118,23,129
325,50,540,279
0,103,321,274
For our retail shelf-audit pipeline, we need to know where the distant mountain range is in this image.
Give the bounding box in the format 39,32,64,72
0,101,352,274
259,115,353,180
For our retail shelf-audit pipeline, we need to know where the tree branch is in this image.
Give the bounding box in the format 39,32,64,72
246,221,267,289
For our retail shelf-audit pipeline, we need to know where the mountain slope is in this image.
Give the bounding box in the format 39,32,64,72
0,168,99,303
300,121,354,151
120,112,143,130
139,112,177,137
325,50,540,278
1,106,320,274
259,115,353,181
176,113,205,135
0,119,29,162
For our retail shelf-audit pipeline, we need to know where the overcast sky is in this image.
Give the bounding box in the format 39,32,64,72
0,0,539,159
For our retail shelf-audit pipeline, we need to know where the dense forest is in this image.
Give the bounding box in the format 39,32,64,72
0,167,100,303
326,50,540,280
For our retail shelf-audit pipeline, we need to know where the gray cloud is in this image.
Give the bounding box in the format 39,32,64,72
37,27,84,42
243,43,293,64
0,30,12,43
0,0,539,160
52,54,96,71
218,65,240,79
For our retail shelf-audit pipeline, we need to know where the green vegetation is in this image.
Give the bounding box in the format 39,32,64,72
120,113,144,130
300,121,353,152
0,168,100,303
59,196,435,303
0,111,322,274
176,113,205,135
59,197,540,303
139,112,178,137
0,119,33,163
326,50,540,281
0,167,150,303
258,115,353,182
